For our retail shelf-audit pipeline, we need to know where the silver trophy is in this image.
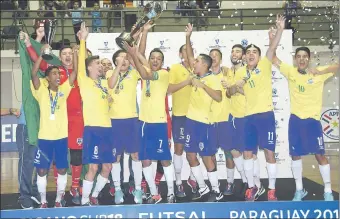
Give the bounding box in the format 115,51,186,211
41,19,57,60
115,1,162,49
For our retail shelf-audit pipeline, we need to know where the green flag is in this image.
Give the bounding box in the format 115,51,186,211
18,37,61,146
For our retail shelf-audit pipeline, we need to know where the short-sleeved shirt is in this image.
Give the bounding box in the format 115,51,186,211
237,57,273,116
31,79,72,140
279,63,334,120
106,68,140,119
187,73,222,124
78,40,112,127
168,63,192,116
139,69,169,123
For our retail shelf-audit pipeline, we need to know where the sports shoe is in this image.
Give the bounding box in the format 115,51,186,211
324,192,334,201
54,194,66,208
70,187,81,205
267,189,278,201
109,187,115,197
207,190,223,202
167,194,176,203
132,189,143,204
18,198,33,209
223,183,235,196
245,187,258,201
187,178,198,193
114,189,124,205
89,196,99,205
192,185,210,200
30,196,41,205
255,185,265,200
175,184,186,198
146,194,162,204
40,202,48,208
240,183,248,200
292,189,308,201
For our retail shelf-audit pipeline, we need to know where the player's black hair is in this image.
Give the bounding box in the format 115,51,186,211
149,48,164,62
245,44,261,56
199,54,213,70
179,44,186,53
85,55,100,74
59,46,72,55
232,44,246,55
45,65,59,76
295,47,311,58
112,49,127,66
209,48,223,59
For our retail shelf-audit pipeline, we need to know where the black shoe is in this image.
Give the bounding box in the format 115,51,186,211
192,185,210,200
207,190,223,202
18,198,33,209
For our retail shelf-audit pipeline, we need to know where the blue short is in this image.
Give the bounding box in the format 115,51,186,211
289,114,325,156
111,118,140,155
172,115,186,144
244,111,276,152
139,122,172,161
82,126,116,164
210,115,234,151
34,138,68,169
181,118,218,156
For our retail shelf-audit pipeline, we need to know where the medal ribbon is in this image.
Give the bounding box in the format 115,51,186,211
95,79,108,95
49,89,59,115
146,79,151,96
244,64,258,81
115,68,131,92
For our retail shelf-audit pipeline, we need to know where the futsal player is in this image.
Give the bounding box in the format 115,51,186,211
107,49,144,205
182,23,223,202
167,44,198,198
232,15,286,201
225,44,266,200
31,44,77,208
124,23,175,204
208,48,237,195
22,30,84,204
77,23,116,206
272,42,338,201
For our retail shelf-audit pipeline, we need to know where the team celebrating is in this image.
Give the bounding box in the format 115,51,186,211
19,13,338,208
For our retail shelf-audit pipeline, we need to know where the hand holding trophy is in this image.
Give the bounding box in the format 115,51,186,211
115,1,162,49
41,19,58,60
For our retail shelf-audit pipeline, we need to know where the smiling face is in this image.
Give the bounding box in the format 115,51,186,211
149,51,163,71
295,50,310,71
230,47,244,65
101,58,113,73
59,48,73,67
88,58,103,78
245,48,260,67
209,50,222,68
46,67,61,88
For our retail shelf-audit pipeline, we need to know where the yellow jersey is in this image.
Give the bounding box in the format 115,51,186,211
237,57,273,116
280,62,334,120
31,79,72,140
78,40,112,127
211,70,231,123
107,68,140,119
169,63,192,116
226,68,247,118
139,69,169,123
187,73,222,124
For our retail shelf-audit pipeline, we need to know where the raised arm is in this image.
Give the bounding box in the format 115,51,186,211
185,23,195,70
68,45,78,86
266,14,285,61
31,46,49,90
310,64,340,76
77,22,89,84
124,42,153,80
138,21,154,57
108,57,124,89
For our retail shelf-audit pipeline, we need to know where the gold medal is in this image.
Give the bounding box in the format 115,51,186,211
146,92,151,97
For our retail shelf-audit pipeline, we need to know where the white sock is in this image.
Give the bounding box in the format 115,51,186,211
132,160,143,190
244,159,254,188
233,156,247,183
291,159,303,191
143,165,158,195
189,171,196,181
111,162,122,190
81,180,93,205
191,165,206,189
91,174,108,198
207,171,220,193
37,175,47,203
319,164,332,193
266,162,277,190
173,154,183,185
163,163,175,195
253,158,261,188
227,168,235,184
56,173,67,202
